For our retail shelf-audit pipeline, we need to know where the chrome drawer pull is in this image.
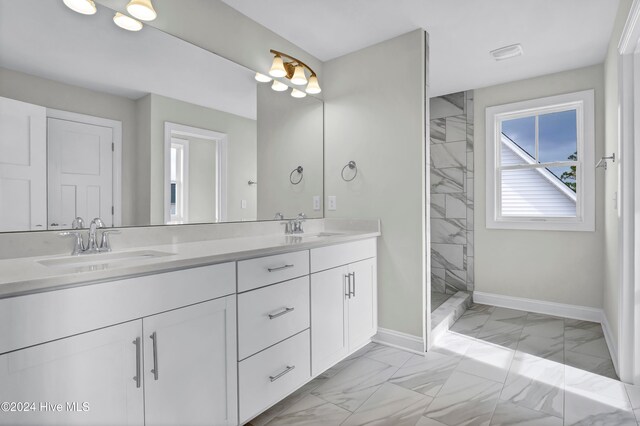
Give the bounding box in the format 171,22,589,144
351,272,356,298
269,365,296,382
150,332,159,381
345,273,351,299
267,264,294,272
132,337,141,388
268,307,295,319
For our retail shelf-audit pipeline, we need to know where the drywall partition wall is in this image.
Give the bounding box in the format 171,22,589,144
430,91,475,294
96,0,322,85
603,0,633,356
475,64,606,309
324,29,427,339
256,85,324,220
143,94,257,224
0,67,140,226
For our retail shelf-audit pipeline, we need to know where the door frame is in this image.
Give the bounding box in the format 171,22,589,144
46,108,123,227
618,0,640,385
164,122,228,224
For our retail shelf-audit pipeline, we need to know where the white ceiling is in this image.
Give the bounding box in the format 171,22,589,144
221,0,620,97
0,0,257,119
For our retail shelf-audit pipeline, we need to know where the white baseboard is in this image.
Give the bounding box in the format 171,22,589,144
373,328,424,355
600,312,619,375
473,291,602,322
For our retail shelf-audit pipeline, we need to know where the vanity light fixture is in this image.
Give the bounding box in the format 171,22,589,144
126,0,157,21
490,43,523,61
113,12,143,31
291,89,306,98
271,80,288,92
267,49,321,94
255,73,272,83
63,0,97,15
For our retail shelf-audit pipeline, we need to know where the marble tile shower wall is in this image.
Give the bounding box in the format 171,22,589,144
430,91,474,294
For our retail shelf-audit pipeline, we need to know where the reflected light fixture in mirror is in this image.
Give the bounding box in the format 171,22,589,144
291,88,306,98
255,72,272,83
63,0,97,15
267,49,321,94
271,80,288,92
126,0,157,21
113,12,143,31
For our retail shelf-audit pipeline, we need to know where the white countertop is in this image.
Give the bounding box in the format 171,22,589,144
0,230,380,299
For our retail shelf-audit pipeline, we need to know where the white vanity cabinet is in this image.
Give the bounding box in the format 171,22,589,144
310,240,377,376
0,320,144,426
143,296,237,426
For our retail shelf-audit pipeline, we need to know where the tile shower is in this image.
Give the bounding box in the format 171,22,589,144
430,91,474,312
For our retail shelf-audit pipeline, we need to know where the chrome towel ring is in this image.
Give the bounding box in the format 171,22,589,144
290,166,304,185
341,160,357,182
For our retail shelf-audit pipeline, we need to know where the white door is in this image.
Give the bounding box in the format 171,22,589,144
310,266,349,376
47,118,113,229
0,96,46,232
347,258,377,351
143,296,238,426
0,320,144,426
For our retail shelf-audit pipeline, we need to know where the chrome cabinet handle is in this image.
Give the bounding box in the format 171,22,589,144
268,264,294,272
269,365,295,382
150,332,159,381
351,272,356,298
268,307,295,319
132,337,141,388
344,273,351,299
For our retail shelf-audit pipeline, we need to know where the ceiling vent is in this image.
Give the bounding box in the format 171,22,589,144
490,44,524,61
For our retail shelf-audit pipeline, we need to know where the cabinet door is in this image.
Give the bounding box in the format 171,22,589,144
0,320,144,426
310,266,349,376
348,258,377,351
143,296,238,426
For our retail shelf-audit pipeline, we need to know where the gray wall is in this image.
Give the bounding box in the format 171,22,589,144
324,30,427,338
430,91,474,294
256,84,324,220
474,64,606,309
140,94,257,224
603,0,633,351
0,67,140,226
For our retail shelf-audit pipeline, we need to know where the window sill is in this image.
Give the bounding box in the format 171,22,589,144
486,219,595,232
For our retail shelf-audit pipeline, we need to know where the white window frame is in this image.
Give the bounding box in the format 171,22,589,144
485,89,595,232
169,137,189,224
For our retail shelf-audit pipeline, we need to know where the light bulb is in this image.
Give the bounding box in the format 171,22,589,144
305,75,321,94
290,65,307,85
126,0,157,21
269,55,287,78
271,80,288,92
255,73,272,83
113,12,143,31
63,0,97,15
291,89,307,98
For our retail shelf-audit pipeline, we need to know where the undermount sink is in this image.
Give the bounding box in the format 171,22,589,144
301,232,343,238
38,250,175,271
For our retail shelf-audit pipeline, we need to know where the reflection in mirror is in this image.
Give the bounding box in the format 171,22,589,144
0,0,323,232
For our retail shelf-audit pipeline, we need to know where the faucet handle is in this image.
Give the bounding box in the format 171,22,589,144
99,230,121,252
71,217,85,229
297,212,307,221
59,231,85,255
274,212,284,220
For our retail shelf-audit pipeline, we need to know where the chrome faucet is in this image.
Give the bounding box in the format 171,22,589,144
292,212,306,234
59,217,119,255
86,218,105,253
274,212,284,220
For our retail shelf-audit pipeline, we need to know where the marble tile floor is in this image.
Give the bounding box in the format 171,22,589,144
249,304,640,426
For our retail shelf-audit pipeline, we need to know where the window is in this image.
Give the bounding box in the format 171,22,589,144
169,138,189,224
485,90,595,231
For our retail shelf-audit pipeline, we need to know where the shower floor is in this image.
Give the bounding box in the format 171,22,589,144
431,291,453,312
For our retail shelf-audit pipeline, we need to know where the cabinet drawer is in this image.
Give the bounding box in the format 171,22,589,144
0,262,236,355
238,276,310,360
238,250,309,292
238,330,310,423
310,238,377,273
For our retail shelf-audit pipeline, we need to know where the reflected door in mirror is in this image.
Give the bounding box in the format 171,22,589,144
0,96,47,232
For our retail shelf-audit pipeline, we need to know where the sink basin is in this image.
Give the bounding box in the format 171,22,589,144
300,232,343,238
38,250,175,272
